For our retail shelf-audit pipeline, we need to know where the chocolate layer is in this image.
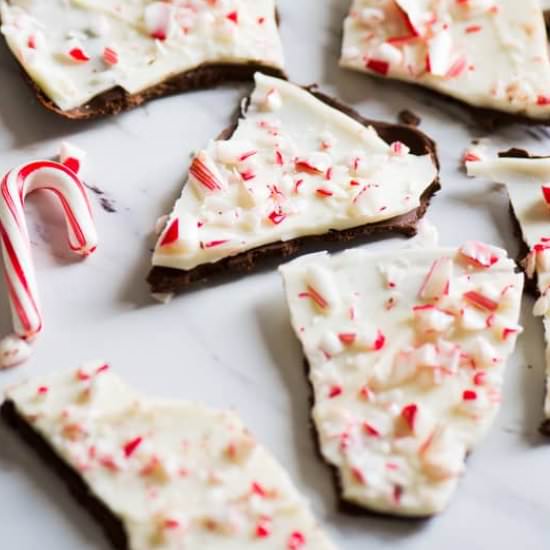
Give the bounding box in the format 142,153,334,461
147,86,441,295
24,62,286,120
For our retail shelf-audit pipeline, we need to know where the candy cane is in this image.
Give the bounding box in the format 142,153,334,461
0,145,97,368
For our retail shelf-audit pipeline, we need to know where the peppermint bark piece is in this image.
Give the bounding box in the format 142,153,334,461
280,242,523,516
341,0,550,123
1,364,336,550
148,73,440,294
466,151,550,433
0,0,285,119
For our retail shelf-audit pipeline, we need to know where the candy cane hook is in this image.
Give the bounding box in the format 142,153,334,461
0,144,97,368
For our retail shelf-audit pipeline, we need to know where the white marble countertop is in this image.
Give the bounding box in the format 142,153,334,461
1,1,550,549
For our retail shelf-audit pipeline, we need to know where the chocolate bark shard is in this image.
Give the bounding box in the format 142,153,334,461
148,73,440,294
466,151,550,433
341,0,550,125
2,364,336,550
0,0,286,118
280,239,523,517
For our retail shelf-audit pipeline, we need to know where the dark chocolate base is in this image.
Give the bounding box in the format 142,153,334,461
147,87,440,295
25,62,286,120
1,400,129,550
359,71,550,131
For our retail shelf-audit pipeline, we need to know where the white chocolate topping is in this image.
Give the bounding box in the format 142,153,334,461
341,0,550,120
0,0,285,111
280,241,523,516
466,152,550,420
152,73,437,272
4,365,336,550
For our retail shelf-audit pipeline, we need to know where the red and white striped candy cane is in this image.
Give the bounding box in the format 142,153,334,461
0,155,97,344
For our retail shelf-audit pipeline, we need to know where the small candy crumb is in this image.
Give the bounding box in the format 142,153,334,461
287,531,306,550
0,334,32,370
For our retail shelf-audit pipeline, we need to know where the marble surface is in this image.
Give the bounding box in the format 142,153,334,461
0,1,550,548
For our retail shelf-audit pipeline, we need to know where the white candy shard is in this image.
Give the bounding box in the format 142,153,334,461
59,141,87,175
419,257,452,299
0,334,31,369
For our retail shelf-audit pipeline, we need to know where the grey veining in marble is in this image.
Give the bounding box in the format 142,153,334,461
0,1,549,549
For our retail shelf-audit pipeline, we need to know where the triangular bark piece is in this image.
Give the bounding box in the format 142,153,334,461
2,364,336,549
0,0,285,118
466,149,550,433
148,73,439,295
281,237,523,516
341,0,550,123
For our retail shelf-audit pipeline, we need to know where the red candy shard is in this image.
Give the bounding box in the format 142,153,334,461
299,285,329,310
316,188,334,197
68,47,90,62
295,159,323,175
363,422,380,437
373,330,386,350
338,332,356,345
226,10,238,23
459,241,500,269
189,156,224,191
123,436,143,458
163,519,180,530
251,481,268,497
203,239,229,249
268,209,287,225
473,372,486,386
240,169,256,181
463,390,477,401
366,58,390,75
256,517,271,538
160,218,179,247
102,47,119,65
99,455,119,472
401,403,418,431
76,369,91,381
288,531,306,550
463,290,498,312
502,327,518,340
